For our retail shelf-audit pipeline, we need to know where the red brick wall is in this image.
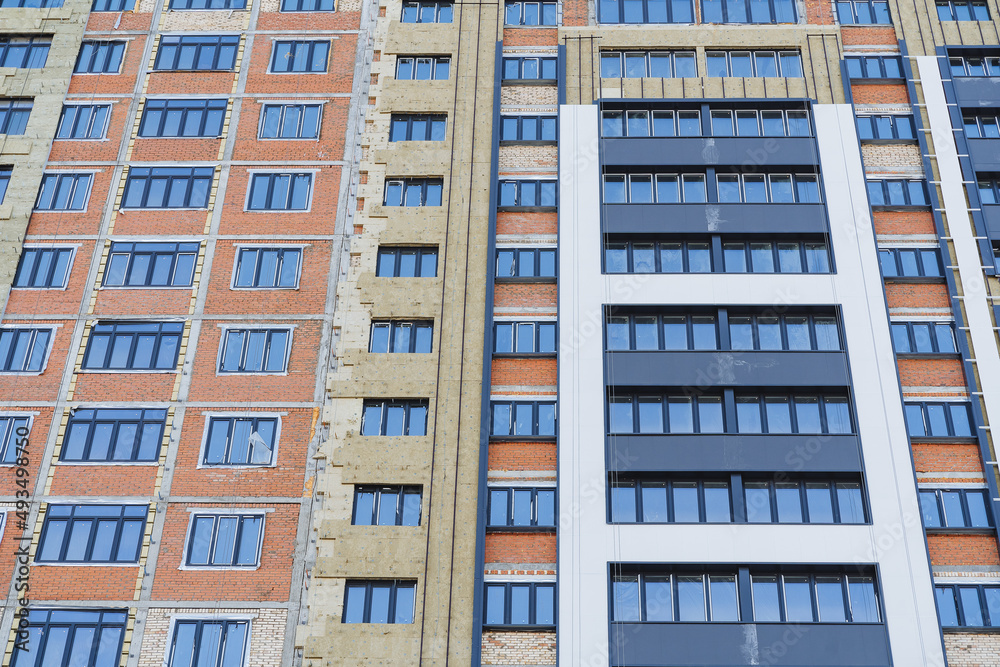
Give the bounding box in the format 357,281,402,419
488,441,557,471
485,532,557,563
927,534,1000,567
491,358,557,387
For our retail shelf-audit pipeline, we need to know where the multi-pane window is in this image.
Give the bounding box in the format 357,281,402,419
92,0,135,9
343,581,416,623
122,167,213,209
56,104,111,140
490,401,556,436
281,0,334,9
396,56,450,80
13,247,73,289
836,0,891,23
233,247,300,288
936,584,1000,627
602,109,701,137
168,620,248,667
723,241,831,273
10,609,127,667
36,504,147,563
701,0,796,22
706,50,803,77
494,321,556,353
170,0,246,8
0,328,51,372
500,115,556,141
270,40,329,73
0,0,62,5
487,487,556,527
505,0,557,23
857,114,916,140
937,0,989,19
498,179,557,207
35,173,92,211
709,109,811,136
606,240,711,273
61,408,166,462
600,51,696,78
383,178,443,206
905,401,974,437
743,479,865,523
204,415,278,465
218,328,291,373
139,99,226,138
845,55,904,79
496,248,556,278
390,114,447,141
878,247,943,278
963,113,1000,138
370,321,433,353
247,172,313,210
867,179,929,206
376,247,438,277
82,321,184,370
607,312,840,351
259,104,321,139
75,40,125,73
104,241,199,288
604,239,829,274
613,572,741,621
602,173,707,203
728,313,841,350
361,400,428,436
501,56,558,81
0,167,8,203
608,393,726,433
607,313,719,351
920,488,992,528
186,513,263,566
0,37,51,69
612,479,733,522
401,0,453,22
949,55,1000,76
977,178,1000,203
716,173,821,203
598,0,693,23
353,486,422,526
0,99,32,135
484,582,556,626
735,394,852,434
891,321,957,354
0,416,29,465
153,35,240,71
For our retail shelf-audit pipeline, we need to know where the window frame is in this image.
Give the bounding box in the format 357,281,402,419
230,245,303,289
280,0,335,10
245,171,315,211
395,56,451,80
34,172,94,212
486,485,557,529
700,0,797,23
56,103,112,141
165,617,251,667
200,413,281,467
835,0,892,24
13,245,76,290
400,1,454,22
375,247,439,277
382,178,444,207
705,50,804,77
369,320,434,354
268,39,330,74
360,400,429,436
936,0,990,20
342,580,418,623
81,321,185,372
493,319,558,354
0,98,33,136
904,401,975,438
496,179,558,208
600,50,697,78
74,40,126,75
182,510,265,569
153,34,241,72
919,487,993,529
878,246,943,279
217,327,293,375
867,179,930,208
889,320,957,355
935,584,1000,627
495,247,557,279
0,327,54,374
389,114,448,142
91,0,136,8
501,56,559,82
845,54,905,80
59,407,167,464
499,114,558,143
352,485,423,526
504,0,559,24
9,609,128,667
35,504,148,564
138,98,228,139
489,399,557,437
168,0,247,9
0,36,52,69
102,240,200,289
257,102,323,140
0,414,31,466
122,166,214,210
856,114,917,141
483,581,557,627
598,0,695,23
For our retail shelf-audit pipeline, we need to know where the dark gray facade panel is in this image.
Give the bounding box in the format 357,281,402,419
604,351,850,387
602,203,828,235
982,204,1000,237
601,137,821,167
952,77,1000,107
966,138,1000,172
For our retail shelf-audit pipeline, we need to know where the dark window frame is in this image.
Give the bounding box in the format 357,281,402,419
0,415,30,465
493,320,557,354
905,401,975,438
0,327,52,373
935,584,1000,627
60,408,167,463
495,247,557,279
34,173,93,211
699,0,797,23
218,328,292,373
92,0,135,8
867,179,930,208
103,241,200,288
395,56,451,80
122,167,213,209
936,0,989,20
705,49,804,77
13,247,75,289
400,1,453,22
169,0,246,9
600,50,697,78
10,609,128,667
878,247,943,278
369,320,434,353
920,487,993,529
487,486,557,528
167,619,249,667
246,172,313,211
232,246,302,289
258,103,322,139
269,40,329,73
502,56,558,81
598,0,694,23
949,54,1000,76
203,415,279,466
890,321,957,355
153,34,240,72
389,114,447,142
483,581,557,627
352,485,423,526
36,504,148,563
280,0,335,10
0,98,32,135
56,103,111,140
82,321,184,371
504,0,558,24
138,98,227,138
489,400,557,437
856,114,916,141
74,40,125,74
845,55,904,79
343,580,417,623
499,114,557,142
497,179,558,208
185,513,264,567
836,0,891,23
383,178,444,207
360,400,429,436
375,247,438,277
0,36,51,69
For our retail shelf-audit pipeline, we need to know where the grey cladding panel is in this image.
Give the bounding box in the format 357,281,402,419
602,137,821,168
602,203,828,235
967,138,1000,172
604,351,850,387
953,77,1000,107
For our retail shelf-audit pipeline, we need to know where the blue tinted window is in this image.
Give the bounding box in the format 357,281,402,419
36,505,147,563
9,609,127,667
103,241,199,287
35,173,92,211
0,99,32,135
186,514,262,566
281,0,334,9
75,41,125,73
122,167,213,208
204,415,278,465
82,321,184,370
61,408,166,462
0,37,51,69
270,40,329,72
154,35,240,71
218,329,291,373
342,581,417,623
168,620,248,667
259,104,321,139
401,1,452,21
14,247,73,288
139,98,226,137
0,328,52,372
247,173,313,210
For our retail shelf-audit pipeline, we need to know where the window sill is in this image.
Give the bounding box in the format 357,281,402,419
492,352,558,358
78,368,179,374
850,77,906,84
859,138,919,145
486,525,557,533
501,79,557,86
907,435,978,443
894,352,962,359
494,276,557,284
925,527,996,535
502,23,558,28
943,625,1000,633
496,206,557,212
870,205,931,212
882,276,946,283
489,435,556,442
482,624,557,631
839,21,893,26
56,460,160,466
499,140,558,146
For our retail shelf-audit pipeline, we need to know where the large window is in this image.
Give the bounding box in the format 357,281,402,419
57,104,111,140
343,581,416,623
247,172,313,211
505,0,558,24
502,56,558,81
139,99,226,138
401,0,453,22
735,394,852,434
890,321,956,354
963,113,1000,138
35,173,92,211
10,609,127,667
167,620,248,667
0,328,52,373
716,173,821,203
122,167,213,209
383,178,443,206
61,408,166,462
494,321,556,353
609,393,724,433
490,400,556,436
495,248,556,278
370,321,433,353
878,247,942,278
606,312,840,351
500,115,556,141
602,109,701,137
937,0,989,20
233,247,300,288
487,487,556,527
977,178,1000,203
376,247,438,277
612,479,733,522
353,486,422,526
92,0,135,9
598,0,693,23
600,51,696,78
709,109,811,136
13,247,73,289
744,479,864,523
728,313,840,350
607,313,718,351
390,114,447,141
259,103,321,139
281,0,334,9
204,415,278,466
706,50,803,77
0,98,32,135
361,400,428,436
484,582,556,626
845,55,903,79
103,241,199,288
270,40,329,73
0,37,51,69
396,56,450,80
75,41,125,74
169,0,246,8
602,173,707,203
857,114,916,140
0,167,8,204
0,415,30,465
154,35,240,71
701,0,796,23
836,0,891,23
936,584,1000,627
497,179,556,208
949,55,1000,76
605,239,830,274
186,513,263,567
905,401,974,437
82,321,183,370
36,504,147,563
0,0,62,5
920,488,992,528
867,179,929,207
218,328,291,373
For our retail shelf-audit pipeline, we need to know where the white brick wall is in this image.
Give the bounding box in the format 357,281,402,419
137,608,286,667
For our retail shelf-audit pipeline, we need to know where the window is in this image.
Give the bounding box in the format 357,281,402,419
0,167,9,203
606,312,840,351
857,114,916,140
606,240,712,273
36,504,146,563
495,248,557,278
0,0,62,5
602,173,707,203
608,393,725,434
401,1,453,22
247,173,313,210
353,486,422,526
60,408,166,462
716,173,821,203
709,109,811,136
498,179,557,207
878,247,943,277
390,114,447,141
122,167,213,209
0,99,32,135
139,99,226,138
376,247,438,277
35,173,92,211
396,56,450,80
505,0,558,23
270,40,329,73
604,239,829,274
613,572,741,621
494,321,556,353
701,0,796,22
154,35,240,71
611,479,733,522
723,240,831,273
218,328,291,373
867,179,929,207
598,0,693,23
937,0,989,19
75,41,124,73
500,115,556,141
743,479,865,523
845,55,903,79
167,620,248,667
728,313,841,350
601,109,701,137
170,0,245,8
949,55,1000,76
186,514,262,566
10,609,127,667
490,401,556,436
920,488,992,528
259,103,321,139
232,247,300,288
82,321,184,370
735,394,852,434
905,401,974,437
103,241,199,288
487,487,555,527
484,582,556,626
936,584,1000,627
343,580,416,623
502,56,558,81
13,247,74,289
0,328,51,372
383,178,443,206
92,0,135,8
607,313,719,351
56,104,111,140
281,0,334,10
836,0,891,23
0,37,51,69
977,178,1000,203
0,415,29,465
706,50,803,77
890,321,956,354
361,400,428,436
369,321,433,353
204,415,278,465
600,51,696,78
963,113,1000,138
